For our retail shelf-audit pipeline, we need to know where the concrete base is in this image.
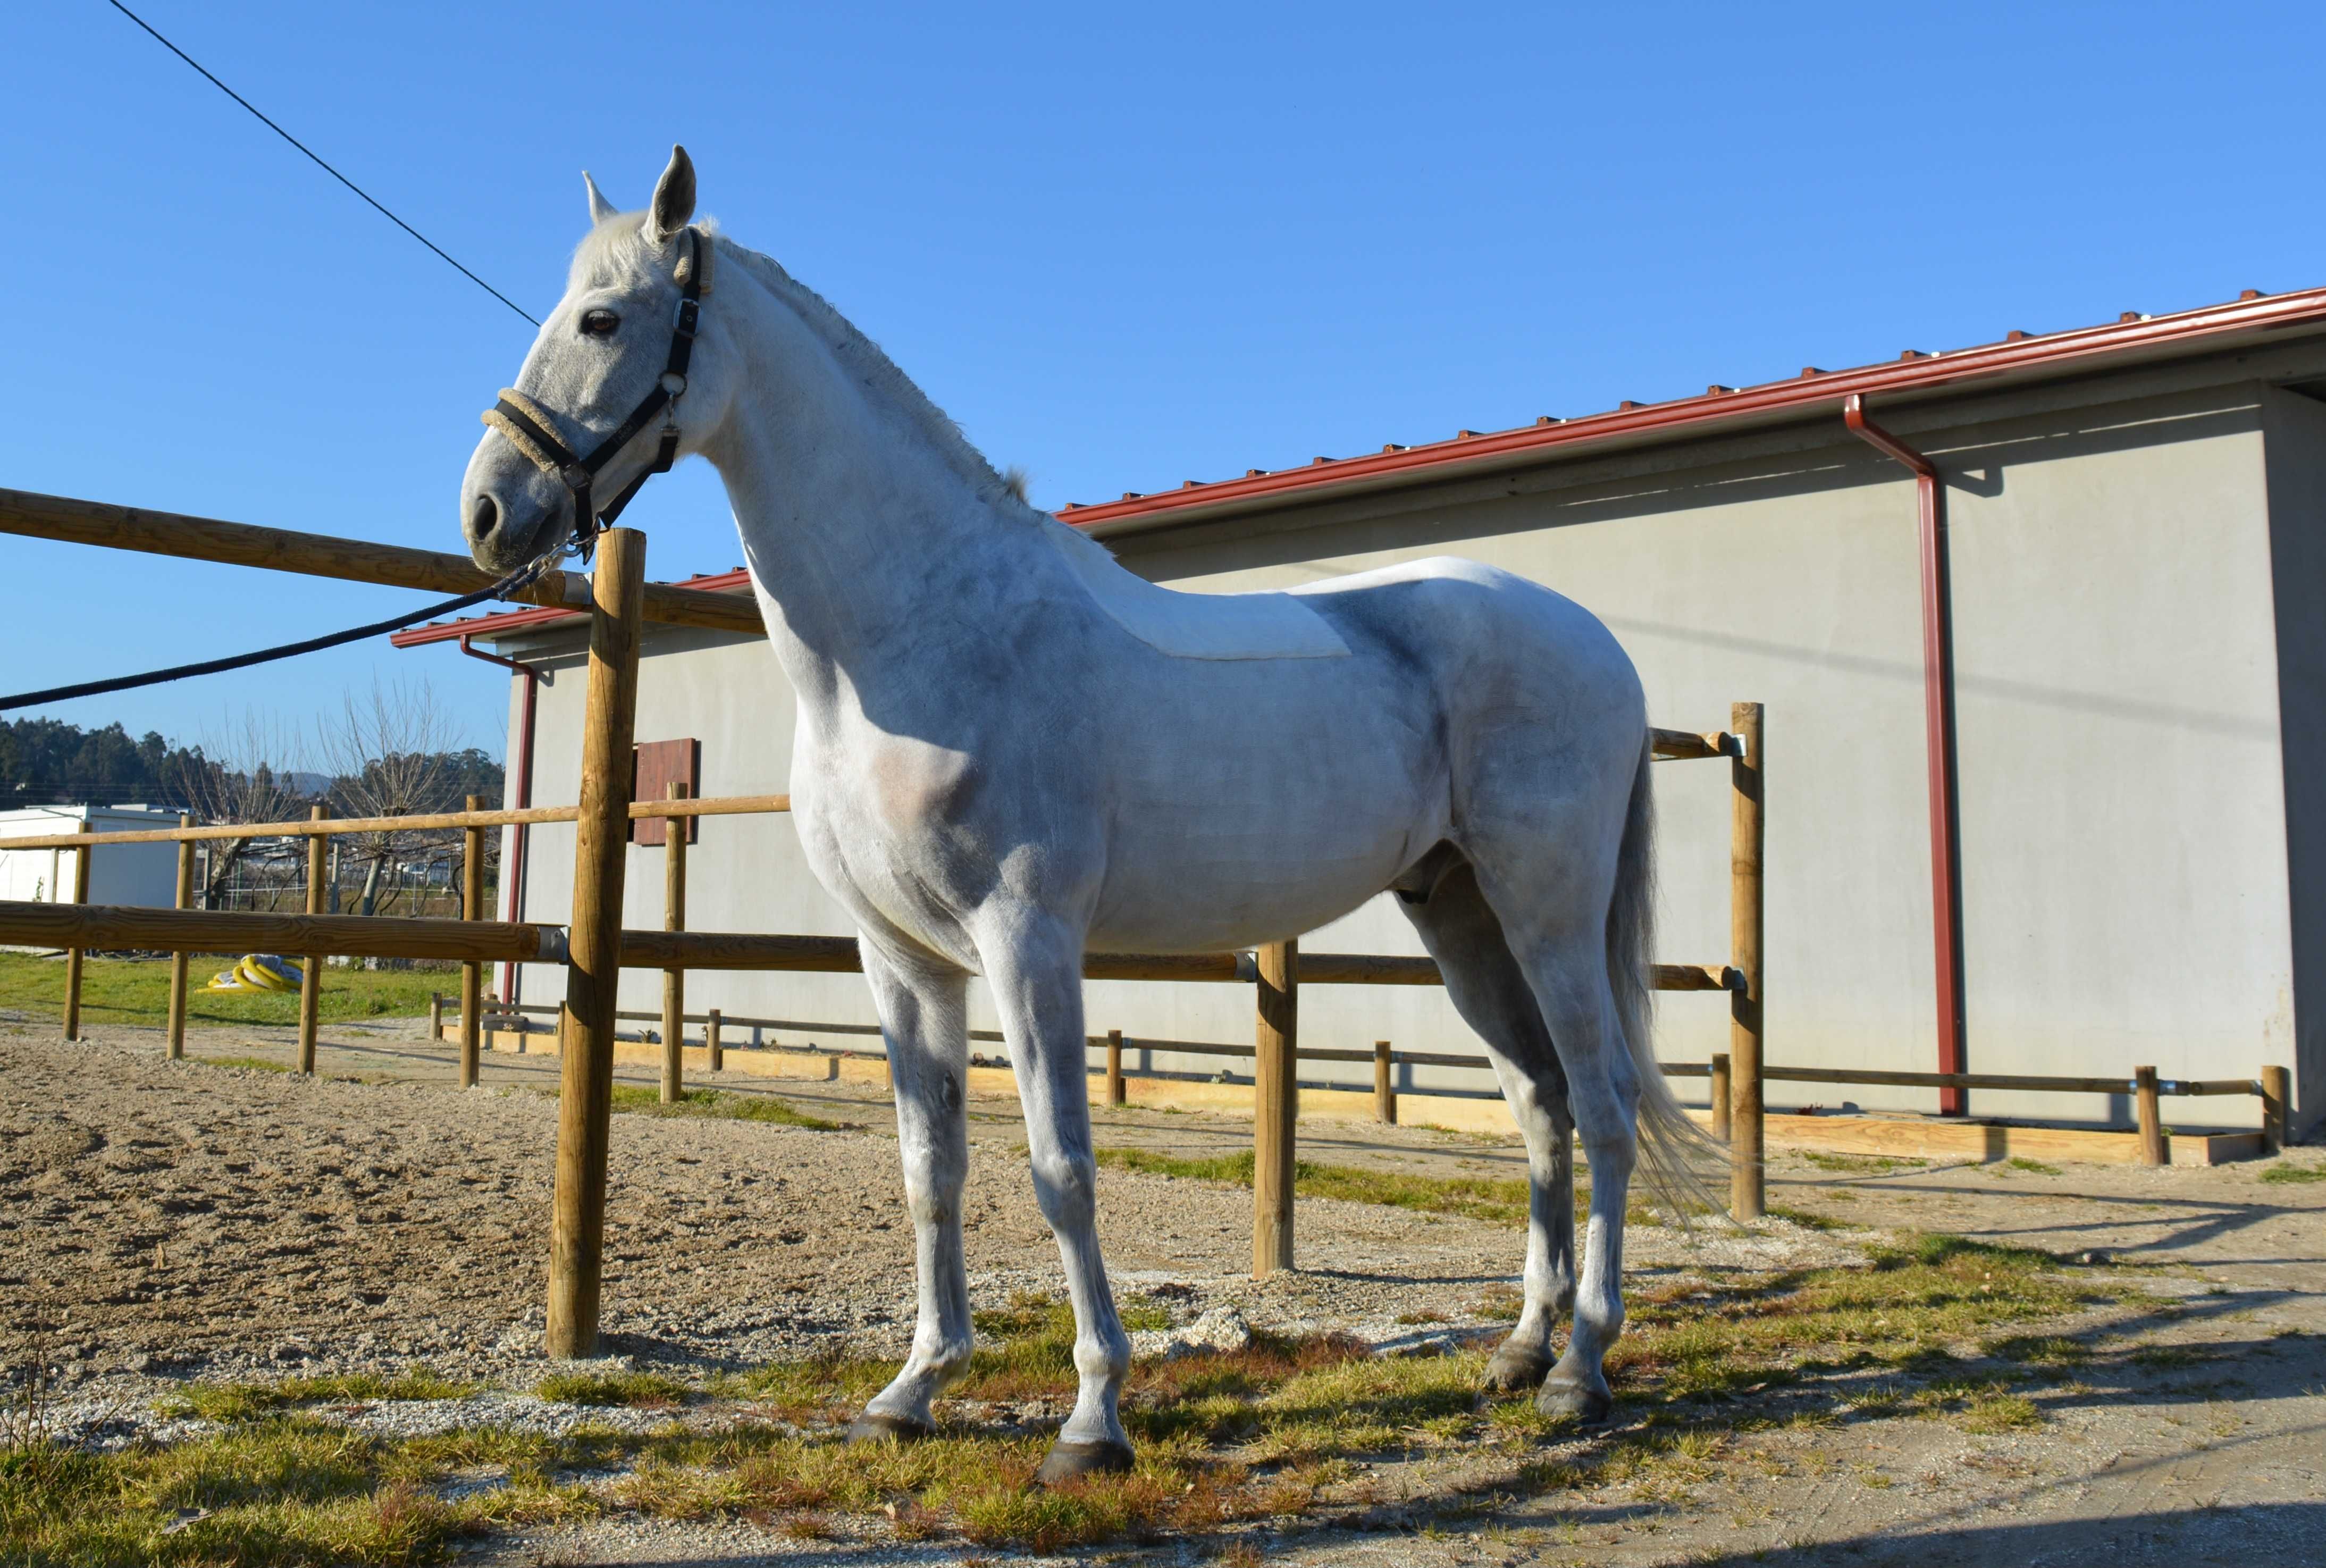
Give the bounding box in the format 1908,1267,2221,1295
485,1029,2261,1167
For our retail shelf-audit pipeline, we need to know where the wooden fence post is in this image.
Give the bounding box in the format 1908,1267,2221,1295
1106,1028,1125,1106
167,814,194,1060
2135,1066,2165,1166
1374,1040,1396,1126
298,806,326,1072
459,794,485,1088
1253,939,1298,1277
1710,1052,1732,1144
661,781,688,1104
547,526,646,1360
429,992,443,1042
62,821,92,1041
2261,1063,2290,1154
706,1008,723,1073
1729,701,1765,1221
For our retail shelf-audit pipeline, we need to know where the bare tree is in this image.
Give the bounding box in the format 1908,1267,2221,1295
314,677,467,917
170,712,314,908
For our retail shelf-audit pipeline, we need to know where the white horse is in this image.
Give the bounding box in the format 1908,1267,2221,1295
461,147,1710,1480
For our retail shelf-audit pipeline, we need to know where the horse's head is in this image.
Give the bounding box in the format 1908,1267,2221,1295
461,145,732,574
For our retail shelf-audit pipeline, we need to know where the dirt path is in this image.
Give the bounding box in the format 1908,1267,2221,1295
5,1018,2324,1565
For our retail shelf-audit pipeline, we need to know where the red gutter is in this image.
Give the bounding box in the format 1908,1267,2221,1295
458,634,541,1006
1844,396,1968,1117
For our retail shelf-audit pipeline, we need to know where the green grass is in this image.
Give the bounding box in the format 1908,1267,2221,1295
1096,1146,1535,1227
606,1085,847,1130
536,1370,687,1407
4,1232,2110,1559
2260,1160,2326,1185
195,1054,293,1074
0,951,445,1032
2002,1157,2064,1176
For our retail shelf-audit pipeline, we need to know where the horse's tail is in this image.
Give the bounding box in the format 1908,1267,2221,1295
1607,734,1727,1225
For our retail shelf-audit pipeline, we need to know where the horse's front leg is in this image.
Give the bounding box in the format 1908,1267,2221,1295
848,941,975,1443
982,916,1133,1481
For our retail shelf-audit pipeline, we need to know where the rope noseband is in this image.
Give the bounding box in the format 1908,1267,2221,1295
481,227,714,564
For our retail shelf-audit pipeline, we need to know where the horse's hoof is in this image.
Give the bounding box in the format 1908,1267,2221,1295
847,1412,933,1445
1536,1380,1613,1427
1481,1343,1553,1393
1034,1438,1136,1486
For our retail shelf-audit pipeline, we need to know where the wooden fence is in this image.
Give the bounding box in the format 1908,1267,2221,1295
0,488,2298,1356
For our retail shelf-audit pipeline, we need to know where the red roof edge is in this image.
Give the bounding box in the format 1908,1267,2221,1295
390,568,751,648
1061,284,2326,532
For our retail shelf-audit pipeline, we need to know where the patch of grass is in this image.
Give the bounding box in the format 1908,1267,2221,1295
160,1370,481,1421
195,1054,292,1074
2001,1157,2063,1176
2130,1345,2210,1370
0,950,446,1030
1800,1152,1928,1174
1096,1146,1534,1226
1957,1393,2044,1433
1766,1205,1844,1231
536,1369,688,1407
607,1084,846,1130
0,1415,581,1565
2260,1161,2326,1185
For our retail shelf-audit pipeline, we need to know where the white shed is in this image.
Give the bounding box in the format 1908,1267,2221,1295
0,806,182,921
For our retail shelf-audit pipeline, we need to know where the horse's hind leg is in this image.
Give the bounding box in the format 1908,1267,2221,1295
1498,916,1641,1425
1396,858,1577,1393
980,913,1133,1482
849,942,975,1443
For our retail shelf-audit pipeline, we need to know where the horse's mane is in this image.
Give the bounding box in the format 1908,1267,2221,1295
573,213,1064,531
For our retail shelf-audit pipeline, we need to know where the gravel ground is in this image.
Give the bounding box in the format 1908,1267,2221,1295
0,1028,1839,1419
6,1018,2325,1566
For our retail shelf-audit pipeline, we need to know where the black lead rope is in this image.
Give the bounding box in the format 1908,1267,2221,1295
0,557,559,714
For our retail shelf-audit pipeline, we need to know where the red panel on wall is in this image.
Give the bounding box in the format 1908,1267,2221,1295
631,738,700,845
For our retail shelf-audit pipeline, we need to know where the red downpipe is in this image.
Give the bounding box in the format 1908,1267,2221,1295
1844,395,1968,1116
459,635,541,1006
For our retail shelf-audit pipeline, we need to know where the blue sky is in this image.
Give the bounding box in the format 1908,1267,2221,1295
4,1,2322,760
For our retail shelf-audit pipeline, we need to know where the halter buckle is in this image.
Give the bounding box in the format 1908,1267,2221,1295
674,297,701,337
561,462,594,492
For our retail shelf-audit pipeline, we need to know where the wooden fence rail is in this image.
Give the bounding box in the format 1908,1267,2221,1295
0,793,792,851
0,485,761,635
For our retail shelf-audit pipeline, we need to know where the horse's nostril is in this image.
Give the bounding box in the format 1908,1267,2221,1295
471,494,500,540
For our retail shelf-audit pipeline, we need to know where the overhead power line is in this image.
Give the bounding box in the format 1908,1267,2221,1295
103,0,541,327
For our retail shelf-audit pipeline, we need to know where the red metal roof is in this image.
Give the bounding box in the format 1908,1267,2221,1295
396,283,2326,649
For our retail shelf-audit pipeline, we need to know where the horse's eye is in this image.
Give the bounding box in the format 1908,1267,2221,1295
581,309,620,337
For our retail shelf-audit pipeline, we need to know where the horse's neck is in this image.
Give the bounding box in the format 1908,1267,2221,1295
700,264,1048,724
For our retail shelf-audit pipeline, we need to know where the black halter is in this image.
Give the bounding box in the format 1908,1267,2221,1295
482,227,712,565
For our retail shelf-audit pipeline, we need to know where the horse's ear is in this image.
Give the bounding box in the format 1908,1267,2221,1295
645,145,696,245
583,171,618,227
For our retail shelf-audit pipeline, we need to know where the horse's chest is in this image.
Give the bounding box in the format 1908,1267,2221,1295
793,736,1014,932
